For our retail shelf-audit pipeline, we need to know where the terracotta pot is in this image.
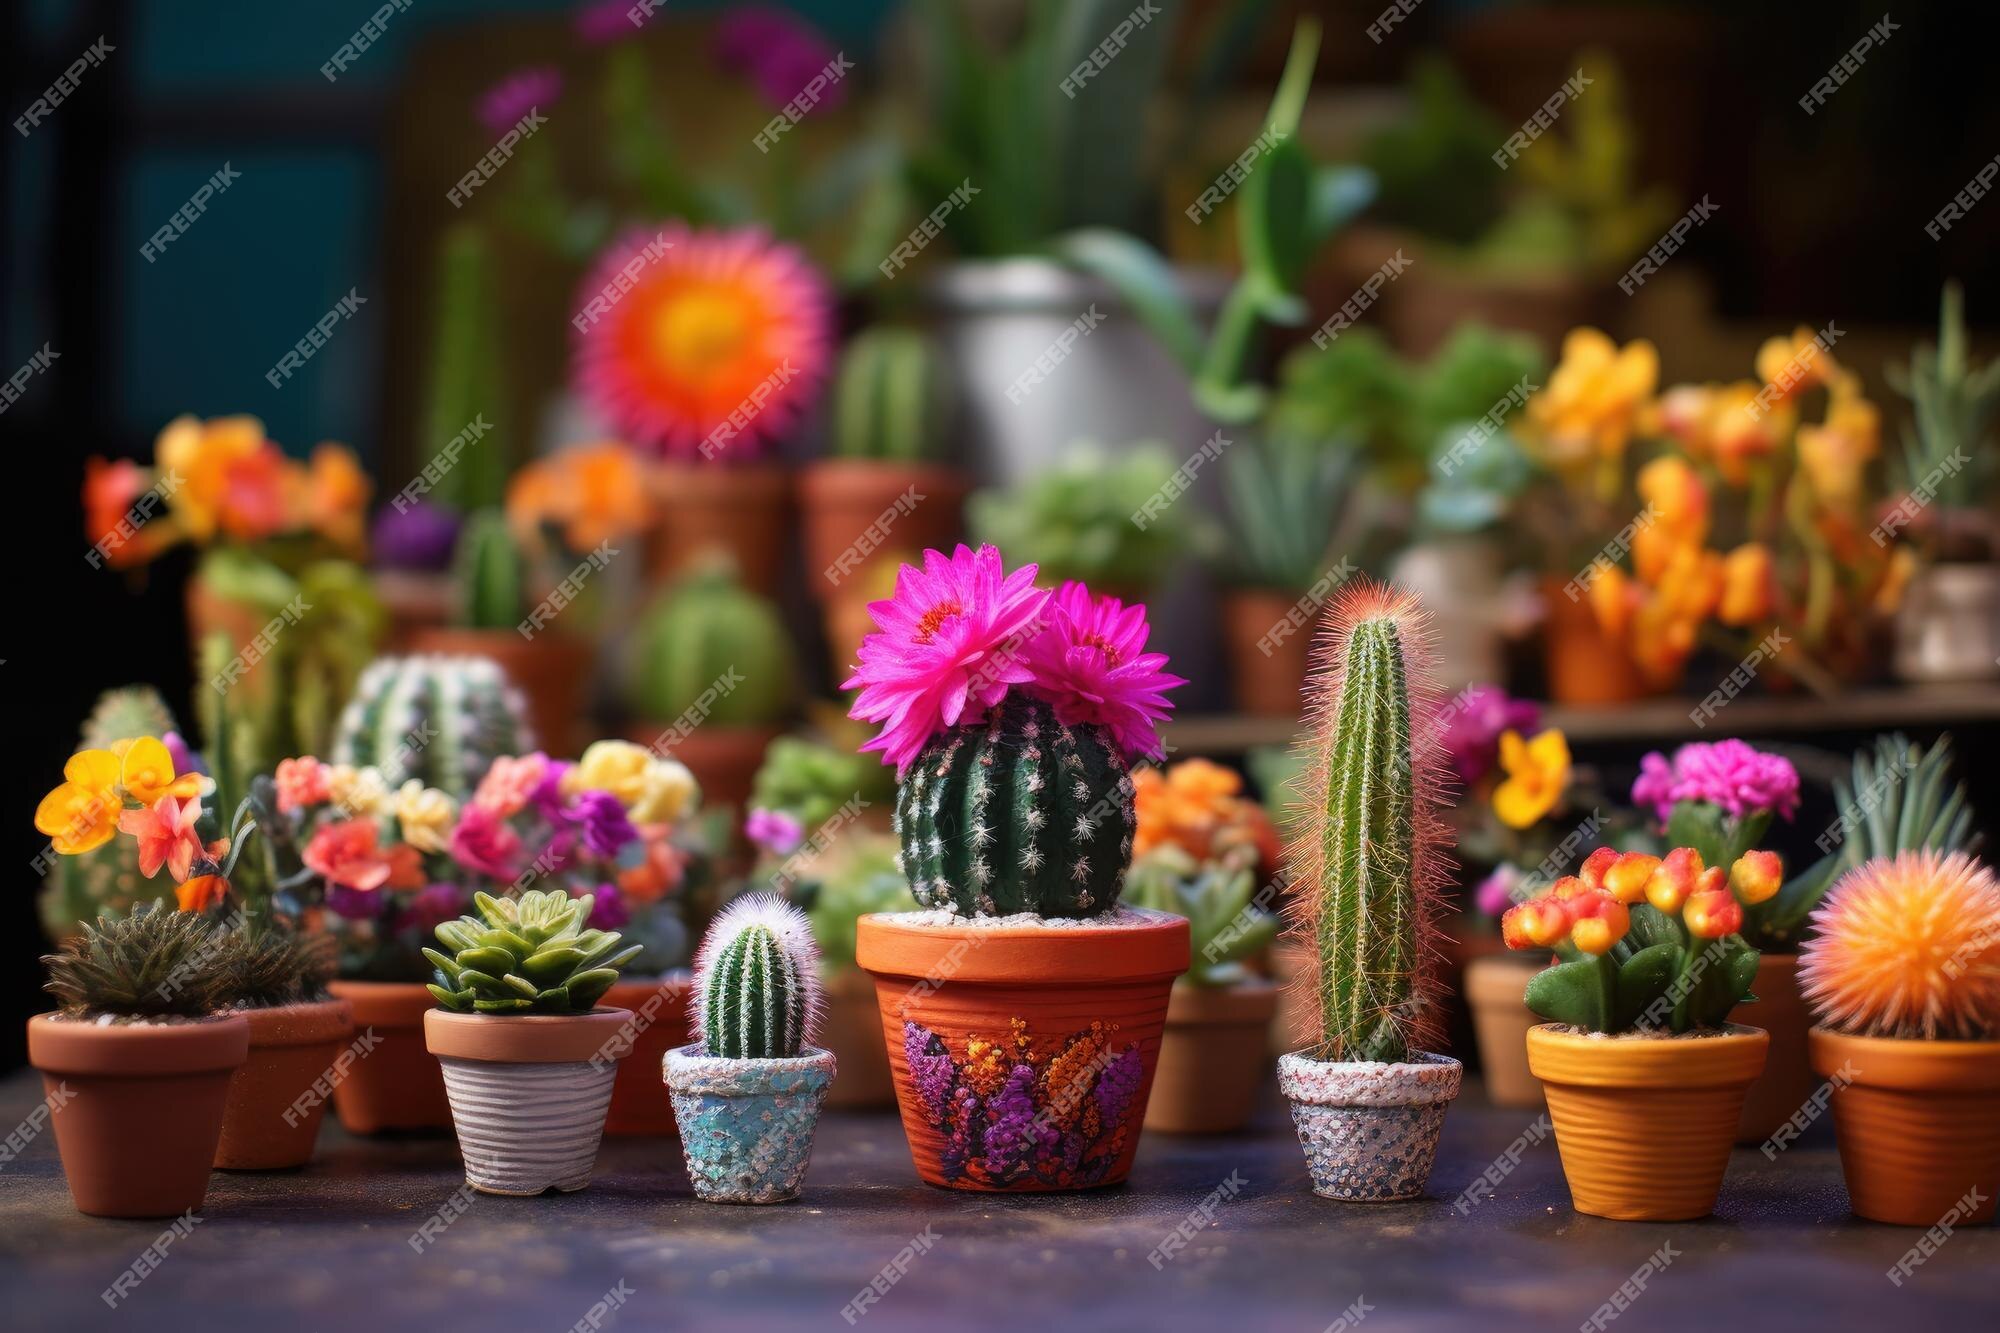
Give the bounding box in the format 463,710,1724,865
797,460,970,602
1464,955,1545,1108
215,997,355,1170
326,980,451,1134
373,570,456,653
820,967,895,1110
1528,1023,1767,1220
600,974,694,1136
1809,1028,2000,1227
27,1011,249,1217
646,462,790,597
856,908,1190,1191
664,1044,837,1203
1145,977,1279,1133
1541,578,1649,705
407,627,593,759
1731,953,1815,1144
426,1007,629,1195
1384,259,1599,364
625,721,778,814
1221,589,1312,716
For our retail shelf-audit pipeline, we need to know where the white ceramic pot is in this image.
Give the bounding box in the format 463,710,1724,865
1894,563,2000,682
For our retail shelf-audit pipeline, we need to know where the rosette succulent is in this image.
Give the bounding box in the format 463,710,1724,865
425,889,640,1014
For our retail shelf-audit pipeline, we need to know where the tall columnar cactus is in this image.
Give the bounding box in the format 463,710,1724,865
896,695,1136,918
629,565,794,725
693,895,823,1060
831,327,951,462
452,508,525,630
1287,582,1448,1064
420,222,511,511
332,654,534,798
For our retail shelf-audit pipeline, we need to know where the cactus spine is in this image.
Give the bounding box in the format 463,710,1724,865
332,655,534,798
832,327,950,462
453,509,524,630
693,895,822,1060
630,565,794,725
896,695,1136,918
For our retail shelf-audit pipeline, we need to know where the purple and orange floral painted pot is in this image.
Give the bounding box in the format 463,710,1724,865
856,908,1189,1192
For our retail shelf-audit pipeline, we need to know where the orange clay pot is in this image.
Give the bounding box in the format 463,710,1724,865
646,462,789,597
1809,1028,2000,1227
1144,977,1279,1134
215,997,355,1169
797,460,969,603
820,966,896,1110
856,909,1190,1191
1464,955,1546,1108
28,1012,249,1217
373,571,457,653
625,721,780,815
1527,1022,1767,1220
326,980,452,1134
407,627,593,759
600,974,693,1136
1541,578,1650,705
1221,589,1313,716
1731,953,1815,1144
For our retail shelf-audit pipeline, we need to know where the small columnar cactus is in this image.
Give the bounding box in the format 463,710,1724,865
43,904,230,1018
895,694,1136,918
425,890,640,1014
693,895,823,1060
333,654,534,797
831,326,951,462
629,565,794,725
452,508,525,630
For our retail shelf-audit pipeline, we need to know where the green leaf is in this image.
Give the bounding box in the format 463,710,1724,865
521,946,587,982
503,973,539,999
1624,903,1685,952
427,984,467,1009
1613,943,1680,1031
568,967,622,1010
1050,229,1203,373
473,997,534,1013
1525,957,1610,1030
455,947,516,978
1664,802,1729,867
421,947,462,982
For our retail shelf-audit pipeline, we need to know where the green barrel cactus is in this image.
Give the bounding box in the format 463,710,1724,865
452,508,525,630
628,565,794,725
43,904,231,1018
693,894,822,1060
831,327,950,462
425,890,639,1014
332,654,534,797
895,694,1136,919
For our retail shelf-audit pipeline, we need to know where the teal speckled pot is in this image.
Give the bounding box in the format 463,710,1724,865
664,1045,835,1203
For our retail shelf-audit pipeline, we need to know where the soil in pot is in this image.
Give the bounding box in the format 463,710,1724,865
797,460,969,601
28,1011,250,1218
1222,589,1313,716
1808,1028,2000,1227
1528,1022,1767,1221
601,974,693,1136
326,980,451,1134
426,1007,630,1195
646,462,789,597
1464,954,1545,1109
665,1044,837,1203
215,997,355,1170
408,628,593,759
1146,977,1279,1134
819,967,894,1110
1278,1049,1463,1200
1731,953,1814,1144
625,721,779,816
856,907,1189,1192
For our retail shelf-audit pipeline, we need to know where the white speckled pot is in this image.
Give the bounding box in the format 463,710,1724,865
1278,1049,1462,1202
664,1045,835,1204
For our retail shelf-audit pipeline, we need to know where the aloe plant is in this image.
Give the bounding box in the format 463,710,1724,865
425,890,640,1014
1888,283,2000,550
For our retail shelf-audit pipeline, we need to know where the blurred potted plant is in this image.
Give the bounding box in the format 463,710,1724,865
330,653,536,797
749,734,897,836
969,446,1207,600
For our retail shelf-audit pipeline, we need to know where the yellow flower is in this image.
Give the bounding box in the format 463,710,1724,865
1755,326,1839,403
394,780,457,853
1525,329,1659,468
1493,729,1571,830
1637,455,1708,541
630,758,699,825
1703,381,1784,485
326,764,392,819
567,741,700,824
1586,562,1634,645
1797,372,1880,510
35,749,124,855
118,736,202,806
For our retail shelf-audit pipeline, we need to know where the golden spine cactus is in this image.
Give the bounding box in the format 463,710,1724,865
1799,850,2000,1040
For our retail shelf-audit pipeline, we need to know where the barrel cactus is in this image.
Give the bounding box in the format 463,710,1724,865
831,326,951,461
452,508,524,630
692,894,822,1060
628,564,793,725
896,694,1136,918
332,654,534,798
425,889,640,1014
43,904,231,1018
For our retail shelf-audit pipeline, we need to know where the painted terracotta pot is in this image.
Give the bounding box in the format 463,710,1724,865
407,627,593,759
1221,589,1313,716
1279,1050,1462,1200
601,974,693,1136
856,909,1190,1192
623,722,779,818
1731,952,1814,1144
1145,977,1279,1134
1809,1028,2000,1227
1464,954,1545,1108
664,1044,836,1203
27,1011,249,1218
215,997,355,1170
1527,1023,1767,1220
425,1007,629,1195
326,980,451,1134
796,460,969,604
646,462,789,596
820,967,896,1110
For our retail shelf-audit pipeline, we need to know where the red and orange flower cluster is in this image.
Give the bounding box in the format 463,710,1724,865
1502,844,1783,955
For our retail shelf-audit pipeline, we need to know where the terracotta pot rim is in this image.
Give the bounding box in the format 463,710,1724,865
798,458,970,492
1165,976,1280,1025
1527,1022,1769,1088
328,978,438,1025
425,1006,631,1064
647,460,789,498
28,1010,250,1077
234,997,354,1047
857,908,1191,985
1807,1027,2000,1091
407,627,592,655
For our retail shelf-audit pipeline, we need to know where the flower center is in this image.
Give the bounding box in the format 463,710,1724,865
913,600,963,644
1079,631,1121,665
653,287,751,377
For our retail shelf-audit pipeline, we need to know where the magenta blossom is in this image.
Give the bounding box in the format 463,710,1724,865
714,7,846,112
574,0,639,45
477,67,561,137
1631,740,1801,823
449,803,524,880
1476,864,1524,918
567,790,638,859
844,545,1050,773
745,807,805,856
1023,581,1183,761
582,883,629,930
1441,685,1540,785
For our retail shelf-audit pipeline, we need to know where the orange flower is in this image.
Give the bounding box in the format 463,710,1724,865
1796,373,1880,511
35,749,125,855
1502,896,1571,949
1524,328,1659,468
83,457,178,568
307,443,371,550
1704,381,1784,485
1603,852,1661,905
1645,847,1703,913
1718,543,1775,626
118,796,206,882
1630,593,1699,688
1655,544,1724,623
1568,891,1631,955
1133,759,1275,870
176,874,230,912
507,443,650,552
1754,326,1840,403
1685,875,1744,939
1730,849,1784,905
1637,456,1708,542
1586,562,1635,644
155,414,292,544
1578,846,1620,890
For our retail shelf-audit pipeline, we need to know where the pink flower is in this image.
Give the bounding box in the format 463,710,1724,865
1476,864,1524,918
574,0,639,45
1440,685,1541,785
274,756,332,812
1631,740,1801,823
477,67,561,137
302,819,394,892
1023,581,1183,760
449,803,524,881
118,796,205,882
473,753,550,818
745,807,804,856
714,7,847,112
844,545,1050,773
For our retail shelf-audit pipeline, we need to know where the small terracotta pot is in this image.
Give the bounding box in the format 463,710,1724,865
215,997,355,1170
664,1044,837,1203
856,909,1190,1191
1731,952,1815,1144
819,967,895,1110
407,627,593,759
1279,1050,1462,1200
797,460,969,603
373,570,456,653
1145,978,1279,1134
326,980,452,1134
1809,1028,2000,1227
1541,579,1650,705
600,974,693,1136
1221,589,1313,716
426,1007,629,1195
646,462,790,597
28,1012,249,1218
1465,954,1546,1108
625,721,779,815
1528,1023,1767,1220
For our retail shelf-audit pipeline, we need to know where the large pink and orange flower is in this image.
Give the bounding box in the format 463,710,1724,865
570,223,832,461
1023,582,1182,760
119,796,206,883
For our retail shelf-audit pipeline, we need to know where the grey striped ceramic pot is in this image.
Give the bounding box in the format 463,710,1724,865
664,1045,835,1204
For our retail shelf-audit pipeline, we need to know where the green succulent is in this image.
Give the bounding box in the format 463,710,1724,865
425,890,640,1014
1889,282,2000,524
969,446,1206,591
220,928,335,1010
750,737,895,832
42,904,230,1019
629,564,795,726
1124,847,1277,986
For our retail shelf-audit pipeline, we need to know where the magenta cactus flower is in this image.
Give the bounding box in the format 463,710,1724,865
476,67,561,136
1631,740,1801,823
1022,581,1185,762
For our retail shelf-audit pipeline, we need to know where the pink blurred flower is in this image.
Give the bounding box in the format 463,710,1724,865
450,803,525,881
1440,685,1541,785
1476,864,1524,918
119,796,205,882
574,0,639,45
474,753,550,818
1023,581,1183,760
1631,740,1800,823
714,7,846,112
477,67,561,137
302,818,394,892
274,756,332,812
745,807,805,856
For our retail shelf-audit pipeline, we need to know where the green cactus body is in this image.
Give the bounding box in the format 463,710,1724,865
332,654,534,797
42,688,183,939
630,567,793,725
832,327,949,462
693,895,822,1060
895,695,1135,918
453,509,525,630
426,890,639,1014
420,223,510,511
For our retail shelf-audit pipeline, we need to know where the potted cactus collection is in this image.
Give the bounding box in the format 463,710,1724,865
1799,850,2000,1226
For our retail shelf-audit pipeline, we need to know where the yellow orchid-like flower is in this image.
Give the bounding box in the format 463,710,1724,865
118,736,202,806
567,740,701,825
35,749,125,855
326,763,393,819
1493,729,1572,830
394,780,457,853
1754,326,1840,404
1524,329,1659,469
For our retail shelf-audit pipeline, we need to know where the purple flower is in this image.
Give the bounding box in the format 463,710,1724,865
1441,685,1541,785
574,0,639,45
980,1064,1041,1180
903,1022,955,1117
1476,864,1523,917
372,500,461,571
401,882,471,936
1631,740,1801,823
568,790,638,859
745,807,804,856
583,882,629,929
713,7,846,113
326,883,390,921
477,67,561,137
162,730,205,779
1092,1045,1144,1128
531,759,575,821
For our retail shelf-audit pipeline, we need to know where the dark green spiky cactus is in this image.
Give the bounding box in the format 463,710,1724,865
453,508,524,630
425,890,639,1014
43,904,230,1018
693,895,822,1060
895,695,1135,918
332,654,534,797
